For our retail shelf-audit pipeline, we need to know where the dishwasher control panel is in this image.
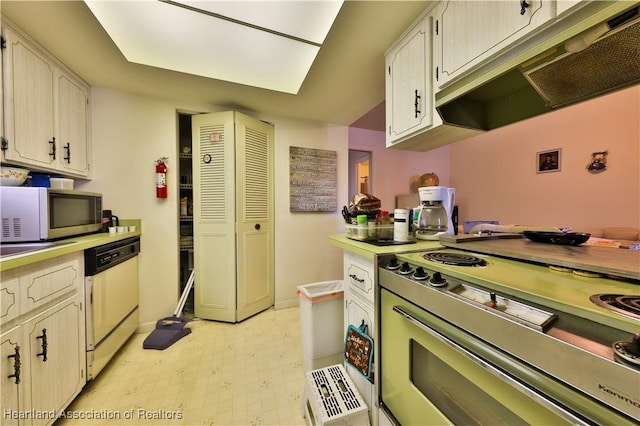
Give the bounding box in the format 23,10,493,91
85,236,141,275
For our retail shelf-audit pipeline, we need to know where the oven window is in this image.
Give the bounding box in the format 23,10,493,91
50,195,96,228
411,339,527,426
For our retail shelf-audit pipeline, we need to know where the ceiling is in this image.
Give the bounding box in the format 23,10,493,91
83,0,344,95
1,1,432,131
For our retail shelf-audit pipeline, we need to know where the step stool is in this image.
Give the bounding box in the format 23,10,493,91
301,364,370,426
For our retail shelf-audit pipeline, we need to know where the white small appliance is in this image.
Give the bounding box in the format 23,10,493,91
0,187,103,242
414,186,455,240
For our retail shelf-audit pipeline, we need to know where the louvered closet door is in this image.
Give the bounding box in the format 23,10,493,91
192,111,274,322
192,112,237,322
235,112,274,322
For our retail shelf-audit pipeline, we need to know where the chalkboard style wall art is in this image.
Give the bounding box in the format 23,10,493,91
289,146,337,212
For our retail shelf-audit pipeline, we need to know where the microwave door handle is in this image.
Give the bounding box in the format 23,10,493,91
392,306,590,426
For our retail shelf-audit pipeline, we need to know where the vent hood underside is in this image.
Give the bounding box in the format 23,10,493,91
436,8,640,131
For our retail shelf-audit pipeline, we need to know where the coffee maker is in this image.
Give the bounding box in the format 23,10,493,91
414,186,455,240
101,210,119,232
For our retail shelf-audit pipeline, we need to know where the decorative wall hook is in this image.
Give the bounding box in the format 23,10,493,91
587,150,608,173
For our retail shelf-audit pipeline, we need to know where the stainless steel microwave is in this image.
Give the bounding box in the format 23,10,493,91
0,187,103,242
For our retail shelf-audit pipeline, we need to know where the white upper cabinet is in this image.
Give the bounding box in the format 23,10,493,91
2,24,56,169
385,7,484,151
1,20,91,178
556,0,585,17
435,0,555,88
385,15,431,145
57,71,90,176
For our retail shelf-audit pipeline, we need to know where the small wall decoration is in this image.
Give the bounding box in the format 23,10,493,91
289,146,337,212
587,150,608,173
537,149,561,174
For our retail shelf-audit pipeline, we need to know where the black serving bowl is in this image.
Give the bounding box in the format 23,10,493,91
523,231,591,246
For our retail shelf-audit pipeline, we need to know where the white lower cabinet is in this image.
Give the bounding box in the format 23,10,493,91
1,326,22,426
26,296,85,425
1,252,85,426
343,252,376,425
344,294,374,408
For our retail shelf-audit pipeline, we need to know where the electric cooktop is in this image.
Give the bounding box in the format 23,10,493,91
391,248,640,332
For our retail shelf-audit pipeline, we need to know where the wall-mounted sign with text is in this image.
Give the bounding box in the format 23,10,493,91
289,146,337,212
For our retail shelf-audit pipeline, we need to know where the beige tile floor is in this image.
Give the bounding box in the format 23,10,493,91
56,307,307,426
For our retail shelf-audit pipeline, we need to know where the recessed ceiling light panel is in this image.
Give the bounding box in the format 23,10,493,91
84,0,343,94
173,1,343,45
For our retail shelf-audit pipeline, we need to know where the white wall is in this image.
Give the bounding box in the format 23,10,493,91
76,87,349,327
76,88,195,328
266,117,348,308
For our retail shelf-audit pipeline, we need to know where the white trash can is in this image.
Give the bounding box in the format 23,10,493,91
297,280,344,372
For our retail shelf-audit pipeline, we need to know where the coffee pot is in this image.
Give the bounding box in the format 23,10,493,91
414,186,455,240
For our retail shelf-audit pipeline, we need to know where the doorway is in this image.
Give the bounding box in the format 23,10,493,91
349,150,372,201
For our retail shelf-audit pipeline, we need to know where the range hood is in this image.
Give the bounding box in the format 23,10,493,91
436,5,640,131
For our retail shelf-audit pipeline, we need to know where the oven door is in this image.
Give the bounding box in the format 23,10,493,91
380,288,599,426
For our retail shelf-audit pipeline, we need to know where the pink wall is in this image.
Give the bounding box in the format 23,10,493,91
450,85,640,231
348,127,451,212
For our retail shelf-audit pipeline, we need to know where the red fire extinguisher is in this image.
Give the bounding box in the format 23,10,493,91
155,158,168,199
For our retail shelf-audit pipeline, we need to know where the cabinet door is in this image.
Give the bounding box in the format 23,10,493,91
385,16,432,146
556,0,585,17
57,70,90,177
1,327,24,426
437,0,554,87
26,296,85,426
2,25,56,169
344,293,374,418
1,269,20,324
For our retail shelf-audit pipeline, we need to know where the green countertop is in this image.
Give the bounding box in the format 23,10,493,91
0,220,141,272
328,234,442,259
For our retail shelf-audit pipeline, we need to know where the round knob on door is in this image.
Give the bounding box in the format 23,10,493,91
255,223,261,230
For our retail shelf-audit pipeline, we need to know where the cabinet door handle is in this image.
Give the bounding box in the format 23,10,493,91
49,137,56,160
7,345,21,384
414,90,421,118
63,143,71,163
349,273,364,284
520,0,529,15
36,329,48,362
0,136,7,152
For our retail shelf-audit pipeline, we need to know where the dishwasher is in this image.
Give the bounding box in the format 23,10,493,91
84,236,141,380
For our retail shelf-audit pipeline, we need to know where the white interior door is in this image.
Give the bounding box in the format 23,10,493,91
235,112,274,322
193,112,237,322
192,111,274,322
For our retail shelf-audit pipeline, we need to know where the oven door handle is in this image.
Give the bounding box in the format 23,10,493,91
392,305,590,426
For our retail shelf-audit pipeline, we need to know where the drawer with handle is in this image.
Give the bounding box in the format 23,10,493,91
344,252,374,305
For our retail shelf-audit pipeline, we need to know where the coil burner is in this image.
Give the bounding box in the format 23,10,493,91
590,294,640,320
422,252,487,267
